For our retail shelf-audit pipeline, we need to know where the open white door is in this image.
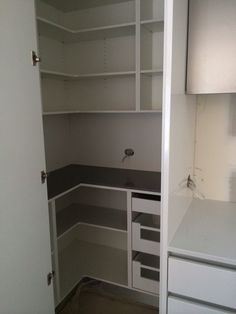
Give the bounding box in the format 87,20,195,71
0,1,54,313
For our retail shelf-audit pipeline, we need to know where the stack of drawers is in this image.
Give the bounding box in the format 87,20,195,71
131,193,161,295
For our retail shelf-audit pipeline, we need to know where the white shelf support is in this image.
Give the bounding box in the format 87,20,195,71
127,191,133,288
135,0,141,111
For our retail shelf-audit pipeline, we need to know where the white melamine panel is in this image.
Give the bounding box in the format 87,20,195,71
194,94,236,202
132,260,159,294
67,77,135,111
70,114,162,171
43,115,71,171
141,0,164,21
57,224,128,299
187,0,236,94
169,199,236,267
63,1,135,29
65,36,135,74
169,257,236,309
56,186,127,212
141,26,164,71
41,0,132,12
168,297,232,314
132,222,160,255
0,1,54,313
56,204,127,236
160,0,196,312
166,0,196,243
141,74,163,110
39,36,65,73
132,196,161,215
41,78,67,112
36,0,64,25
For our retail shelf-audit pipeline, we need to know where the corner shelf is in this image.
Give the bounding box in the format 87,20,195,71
59,239,128,299
40,69,136,80
37,17,136,42
43,110,162,115
56,204,127,237
141,19,164,32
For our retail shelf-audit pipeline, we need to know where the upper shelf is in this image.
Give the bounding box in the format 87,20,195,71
40,0,133,12
37,17,135,42
40,69,136,80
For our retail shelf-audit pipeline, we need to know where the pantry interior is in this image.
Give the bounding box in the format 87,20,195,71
36,0,164,308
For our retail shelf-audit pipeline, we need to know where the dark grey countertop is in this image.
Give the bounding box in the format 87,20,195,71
47,164,161,200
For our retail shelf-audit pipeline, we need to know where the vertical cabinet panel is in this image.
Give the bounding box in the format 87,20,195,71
0,1,54,313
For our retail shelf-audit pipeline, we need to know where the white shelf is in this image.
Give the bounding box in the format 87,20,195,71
37,17,135,42
40,69,136,80
141,19,164,32
59,239,128,299
57,204,127,237
43,110,162,115
141,69,163,76
169,199,236,267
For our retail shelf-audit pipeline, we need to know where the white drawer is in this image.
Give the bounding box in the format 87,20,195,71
132,195,161,215
169,257,236,309
168,297,232,314
132,254,159,295
132,220,160,255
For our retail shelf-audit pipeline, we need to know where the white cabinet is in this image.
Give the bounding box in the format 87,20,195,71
187,0,236,94
168,297,232,314
169,256,236,309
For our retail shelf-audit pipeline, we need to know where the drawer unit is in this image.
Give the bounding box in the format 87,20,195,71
132,214,160,255
168,297,232,314
132,193,161,215
132,253,159,295
169,256,236,309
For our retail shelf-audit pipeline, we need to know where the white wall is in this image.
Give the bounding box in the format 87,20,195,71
194,94,236,202
43,115,71,171
70,114,162,171
43,114,162,172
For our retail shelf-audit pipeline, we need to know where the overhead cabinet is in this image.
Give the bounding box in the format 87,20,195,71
36,0,164,113
186,0,236,94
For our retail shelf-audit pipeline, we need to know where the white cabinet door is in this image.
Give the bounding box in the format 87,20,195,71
0,1,54,313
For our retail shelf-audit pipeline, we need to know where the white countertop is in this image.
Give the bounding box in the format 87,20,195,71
169,199,236,266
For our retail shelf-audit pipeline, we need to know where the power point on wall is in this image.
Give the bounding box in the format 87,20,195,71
122,148,134,162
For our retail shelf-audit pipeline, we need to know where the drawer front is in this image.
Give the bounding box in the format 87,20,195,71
132,222,160,255
132,197,160,215
168,297,232,314
169,257,236,309
132,260,159,295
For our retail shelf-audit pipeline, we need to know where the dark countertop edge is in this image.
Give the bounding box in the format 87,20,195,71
47,164,161,200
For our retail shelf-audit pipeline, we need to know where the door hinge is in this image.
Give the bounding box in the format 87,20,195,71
47,271,55,286
41,171,48,184
31,50,41,66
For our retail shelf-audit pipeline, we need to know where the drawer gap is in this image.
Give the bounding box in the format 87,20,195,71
132,193,160,201
141,268,159,281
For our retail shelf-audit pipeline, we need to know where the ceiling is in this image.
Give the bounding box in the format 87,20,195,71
41,0,130,12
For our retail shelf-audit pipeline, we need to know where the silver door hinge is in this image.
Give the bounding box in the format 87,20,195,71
41,171,48,184
31,50,41,66
47,271,55,286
